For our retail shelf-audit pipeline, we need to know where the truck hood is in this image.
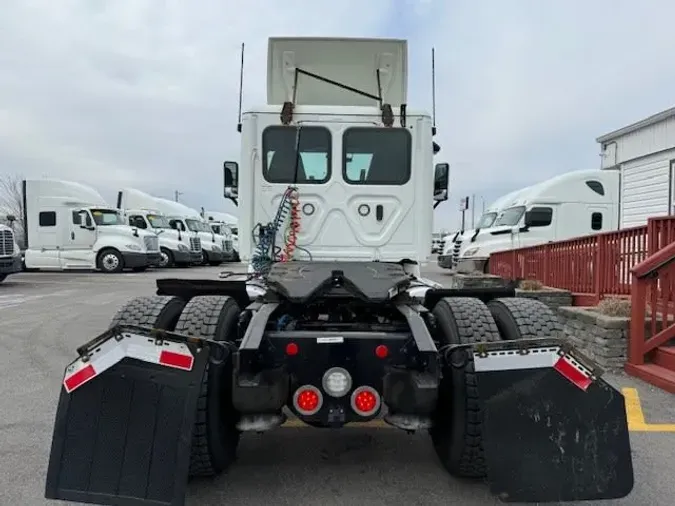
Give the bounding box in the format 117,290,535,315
98,225,154,239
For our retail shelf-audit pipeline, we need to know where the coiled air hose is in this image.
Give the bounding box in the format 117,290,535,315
250,185,300,276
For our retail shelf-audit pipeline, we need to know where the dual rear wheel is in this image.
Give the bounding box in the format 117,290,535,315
429,296,562,479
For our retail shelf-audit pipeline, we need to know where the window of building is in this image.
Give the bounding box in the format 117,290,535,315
262,126,331,184
39,211,56,227
343,128,412,185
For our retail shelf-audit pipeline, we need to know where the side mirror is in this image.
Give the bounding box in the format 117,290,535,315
523,207,553,228
6,214,16,223
433,163,449,206
79,211,94,229
224,161,239,205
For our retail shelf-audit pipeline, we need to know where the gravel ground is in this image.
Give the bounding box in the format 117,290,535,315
0,262,673,506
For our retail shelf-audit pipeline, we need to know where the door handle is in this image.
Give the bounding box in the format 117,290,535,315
71,232,75,240
376,205,384,222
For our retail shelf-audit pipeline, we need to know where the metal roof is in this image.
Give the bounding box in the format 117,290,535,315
596,106,675,144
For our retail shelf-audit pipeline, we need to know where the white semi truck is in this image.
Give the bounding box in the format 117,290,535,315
117,188,203,268
21,179,161,273
152,197,234,265
0,217,21,283
456,169,621,272
437,187,532,270
204,210,239,261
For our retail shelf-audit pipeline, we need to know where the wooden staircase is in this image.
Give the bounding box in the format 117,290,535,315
626,345,675,394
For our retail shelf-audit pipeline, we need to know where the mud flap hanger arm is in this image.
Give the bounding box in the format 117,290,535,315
75,324,235,364
280,67,406,128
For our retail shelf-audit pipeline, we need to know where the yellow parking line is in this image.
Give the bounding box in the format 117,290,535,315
279,388,675,432
622,387,675,432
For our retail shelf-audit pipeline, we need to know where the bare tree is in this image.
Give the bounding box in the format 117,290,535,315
0,174,23,221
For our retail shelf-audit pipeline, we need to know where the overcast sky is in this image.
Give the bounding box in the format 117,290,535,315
2,0,675,233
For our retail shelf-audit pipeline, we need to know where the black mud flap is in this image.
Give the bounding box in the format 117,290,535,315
45,347,209,506
472,341,635,503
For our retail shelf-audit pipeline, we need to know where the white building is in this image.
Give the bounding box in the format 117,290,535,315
597,106,675,228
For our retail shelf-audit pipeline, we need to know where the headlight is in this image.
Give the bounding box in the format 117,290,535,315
125,244,142,251
463,247,479,257
178,243,189,252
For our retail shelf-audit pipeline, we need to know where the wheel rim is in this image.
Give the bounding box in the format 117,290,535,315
159,251,169,267
102,253,119,271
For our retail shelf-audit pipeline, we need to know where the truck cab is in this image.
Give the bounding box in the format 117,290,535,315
117,188,202,268
222,38,449,270
22,179,161,273
456,169,621,272
0,218,21,283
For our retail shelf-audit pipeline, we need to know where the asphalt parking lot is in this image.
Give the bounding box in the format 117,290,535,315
1,262,674,506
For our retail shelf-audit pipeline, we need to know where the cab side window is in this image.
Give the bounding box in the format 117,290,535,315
129,215,147,229
170,219,185,231
39,211,56,227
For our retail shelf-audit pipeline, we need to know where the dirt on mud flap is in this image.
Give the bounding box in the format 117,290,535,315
451,337,634,503
44,325,212,506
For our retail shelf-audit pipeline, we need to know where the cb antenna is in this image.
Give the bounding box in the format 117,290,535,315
236,42,245,133
431,47,437,136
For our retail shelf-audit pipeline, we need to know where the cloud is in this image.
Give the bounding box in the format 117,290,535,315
0,0,394,212
3,0,675,237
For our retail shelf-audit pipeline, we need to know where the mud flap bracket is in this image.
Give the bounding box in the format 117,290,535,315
45,339,210,506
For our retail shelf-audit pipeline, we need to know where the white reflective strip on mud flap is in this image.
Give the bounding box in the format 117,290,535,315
63,333,194,394
472,346,594,391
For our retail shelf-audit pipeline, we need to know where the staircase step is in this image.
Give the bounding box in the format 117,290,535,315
654,346,675,371
625,363,675,394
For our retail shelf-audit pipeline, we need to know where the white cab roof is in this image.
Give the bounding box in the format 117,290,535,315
267,37,408,107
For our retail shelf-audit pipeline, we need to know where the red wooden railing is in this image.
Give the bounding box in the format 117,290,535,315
489,216,675,306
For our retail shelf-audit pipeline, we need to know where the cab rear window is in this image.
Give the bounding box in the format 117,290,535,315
262,126,332,184
343,128,411,185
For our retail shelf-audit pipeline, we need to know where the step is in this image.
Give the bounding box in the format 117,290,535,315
654,346,675,371
625,363,675,394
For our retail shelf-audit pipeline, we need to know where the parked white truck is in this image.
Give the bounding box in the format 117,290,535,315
22,179,161,273
116,188,203,268
456,169,620,272
204,210,239,261
0,216,21,283
152,198,234,265
438,187,531,270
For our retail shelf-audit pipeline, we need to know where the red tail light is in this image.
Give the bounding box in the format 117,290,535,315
292,385,323,416
375,344,388,359
350,386,381,417
285,342,299,356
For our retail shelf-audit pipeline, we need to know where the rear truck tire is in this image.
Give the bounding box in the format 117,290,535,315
429,297,501,479
97,248,124,273
159,247,175,268
487,297,562,341
173,295,242,478
109,294,187,330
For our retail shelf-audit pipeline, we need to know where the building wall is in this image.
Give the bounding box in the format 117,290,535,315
601,115,675,169
619,150,674,228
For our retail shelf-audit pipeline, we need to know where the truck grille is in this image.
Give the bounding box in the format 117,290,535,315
223,239,233,252
0,230,14,256
143,235,159,252
190,237,201,252
452,238,463,267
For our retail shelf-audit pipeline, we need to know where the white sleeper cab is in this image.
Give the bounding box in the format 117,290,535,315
116,188,203,268
456,169,620,273
22,179,161,273
205,210,239,261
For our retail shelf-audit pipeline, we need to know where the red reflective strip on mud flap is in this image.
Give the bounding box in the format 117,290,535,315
159,350,194,370
62,332,194,394
63,363,96,393
553,356,593,392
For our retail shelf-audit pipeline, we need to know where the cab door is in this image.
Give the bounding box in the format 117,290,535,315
60,209,96,268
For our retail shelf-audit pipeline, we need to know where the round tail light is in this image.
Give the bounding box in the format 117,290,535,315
292,385,323,416
350,386,381,417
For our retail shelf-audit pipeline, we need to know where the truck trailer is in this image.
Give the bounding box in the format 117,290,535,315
44,37,633,506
